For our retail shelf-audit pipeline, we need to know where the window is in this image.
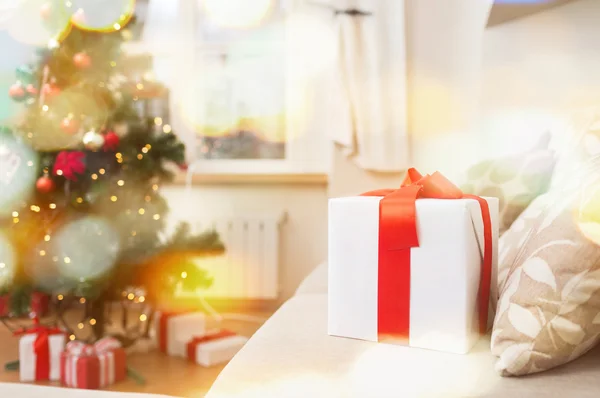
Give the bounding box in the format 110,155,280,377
135,0,330,177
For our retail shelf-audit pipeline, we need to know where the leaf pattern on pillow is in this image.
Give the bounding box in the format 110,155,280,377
522,257,556,291
461,134,555,234
492,198,600,376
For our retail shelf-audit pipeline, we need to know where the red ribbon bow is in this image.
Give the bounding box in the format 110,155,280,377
361,168,493,338
14,318,64,380
187,330,237,362
65,337,122,357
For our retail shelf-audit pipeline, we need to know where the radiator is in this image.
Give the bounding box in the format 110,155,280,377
176,214,285,300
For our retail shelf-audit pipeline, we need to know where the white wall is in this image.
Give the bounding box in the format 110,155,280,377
480,0,600,157
161,183,328,301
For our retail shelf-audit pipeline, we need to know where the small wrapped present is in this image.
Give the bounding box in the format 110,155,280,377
0,292,49,318
30,292,50,317
186,330,248,367
154,311,206,357
17,319,66,381
0,295,8,317
60,337,127,389
328,168,499,354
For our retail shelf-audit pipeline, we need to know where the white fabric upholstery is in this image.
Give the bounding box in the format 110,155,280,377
207,294,600,398
0,383,173,398
295,262,328,295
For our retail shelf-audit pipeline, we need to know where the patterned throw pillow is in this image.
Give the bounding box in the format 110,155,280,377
492,189,600,376
497,194,552,290
461,133,555,234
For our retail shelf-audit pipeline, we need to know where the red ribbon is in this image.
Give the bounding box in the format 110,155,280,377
14,318,64,380
186,330,237,363
361,168,493,339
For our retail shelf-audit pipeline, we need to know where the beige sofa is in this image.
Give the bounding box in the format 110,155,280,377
206,262,600,398
0,382,173,398
4,262,599,397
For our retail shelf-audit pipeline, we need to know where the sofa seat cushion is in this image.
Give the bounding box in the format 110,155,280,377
207,294,600,398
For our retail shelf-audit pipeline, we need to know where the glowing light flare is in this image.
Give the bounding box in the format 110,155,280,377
0,232,15,289
203,0,274,29
0,134,39,217
214,374,338,398
578,176,600,245
285,15,337,77
54,216,120,281
30,90,109,150
7,0,72,46
69,0,135,33
349,343,497,396
0,1,18,31
182,52,287,143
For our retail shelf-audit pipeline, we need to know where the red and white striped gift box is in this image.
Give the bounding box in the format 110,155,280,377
60,337,127,389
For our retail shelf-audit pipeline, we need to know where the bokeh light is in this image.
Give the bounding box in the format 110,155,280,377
54,216,120,281
577,170,600,245
0,231,16,290
7,0,71,46
69,0,135,33
26,240,75,292
203,0,274,29
24,88,108,150
0,0,18,30
0,132,39,217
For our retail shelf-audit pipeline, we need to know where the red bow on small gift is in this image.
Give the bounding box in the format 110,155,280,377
14,317,64,380
65,337,122,357
361,168,493,338
187,330,237,362
53,151,85,181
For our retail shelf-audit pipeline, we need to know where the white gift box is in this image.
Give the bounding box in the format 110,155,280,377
19,333,66,382
154,312,206,357
328,196,499,354
188,335,248,367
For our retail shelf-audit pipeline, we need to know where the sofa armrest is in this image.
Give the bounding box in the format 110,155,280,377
295,262,328,295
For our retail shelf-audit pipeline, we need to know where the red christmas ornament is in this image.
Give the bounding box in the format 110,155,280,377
40,3,52,20
73,52,92,69
53,151,86,181
25,84,38,96
9,83,26,100
42,83,60,100
178,163,189,171
60,117,79,135
36,175,55,193
103,131,120,151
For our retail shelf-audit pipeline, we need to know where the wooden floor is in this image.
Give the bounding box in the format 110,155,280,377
0,312,270,397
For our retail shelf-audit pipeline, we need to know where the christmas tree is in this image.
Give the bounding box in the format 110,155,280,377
0,3,223,345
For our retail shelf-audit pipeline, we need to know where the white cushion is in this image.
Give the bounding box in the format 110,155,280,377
207,294,600,398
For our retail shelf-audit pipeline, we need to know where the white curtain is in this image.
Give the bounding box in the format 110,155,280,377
317,0,493,174
322,0,409,172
